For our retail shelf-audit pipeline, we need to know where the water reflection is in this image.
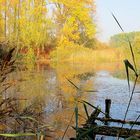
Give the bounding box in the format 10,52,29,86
9,62,140,139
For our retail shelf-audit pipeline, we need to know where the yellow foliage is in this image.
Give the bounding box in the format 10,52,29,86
24,47,35,70
50,0,96,61
0,0,96,65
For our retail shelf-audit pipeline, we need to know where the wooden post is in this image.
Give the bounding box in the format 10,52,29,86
105,99,111,125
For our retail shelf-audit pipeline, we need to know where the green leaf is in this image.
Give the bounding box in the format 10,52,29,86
124,59,136,73
75,106,79,132
62,111,74,140
111,12,124,32
83,103,89,119
124,59,138,91
81,100,105,115
19,116,38,123
84,90,97,93
78,127,95,140
0,133,36,137
66,78,79,90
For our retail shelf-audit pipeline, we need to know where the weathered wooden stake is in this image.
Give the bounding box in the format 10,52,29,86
105,99,111,125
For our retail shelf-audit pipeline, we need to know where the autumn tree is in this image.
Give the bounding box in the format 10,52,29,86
50,0,96,60
0,0,54,61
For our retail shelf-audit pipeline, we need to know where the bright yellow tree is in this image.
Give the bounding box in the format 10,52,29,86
50,0,96,61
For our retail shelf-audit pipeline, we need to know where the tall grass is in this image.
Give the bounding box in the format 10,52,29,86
50,45,124,65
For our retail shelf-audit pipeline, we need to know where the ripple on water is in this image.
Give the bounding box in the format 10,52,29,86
86,70,140,140
89,70,140,121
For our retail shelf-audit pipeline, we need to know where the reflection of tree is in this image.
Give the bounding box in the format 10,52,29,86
56,88,67,109
11,69,48,106
74,72,94,80
53,63,96,104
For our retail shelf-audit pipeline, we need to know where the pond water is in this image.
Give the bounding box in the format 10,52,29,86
9,62,140,139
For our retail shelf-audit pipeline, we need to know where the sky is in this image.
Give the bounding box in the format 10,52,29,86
96,0,140,42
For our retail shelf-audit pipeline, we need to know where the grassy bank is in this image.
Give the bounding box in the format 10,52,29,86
48,46,125,65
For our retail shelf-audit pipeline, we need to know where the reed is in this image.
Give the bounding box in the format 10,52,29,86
0,44,50,140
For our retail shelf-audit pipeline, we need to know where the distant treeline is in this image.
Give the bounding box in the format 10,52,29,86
110,31,140,48
109,31,140,64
